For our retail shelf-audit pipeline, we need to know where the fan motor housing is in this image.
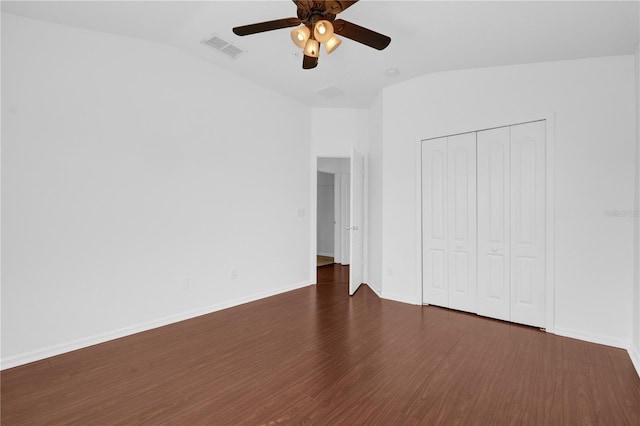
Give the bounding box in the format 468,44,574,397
295,1,340,22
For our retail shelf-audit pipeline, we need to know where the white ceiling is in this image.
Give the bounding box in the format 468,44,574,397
2,0,639,107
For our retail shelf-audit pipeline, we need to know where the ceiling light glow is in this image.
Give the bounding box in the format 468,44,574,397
290,25,310,48
325,35,342,54
313,20,334,43
304,39,320,58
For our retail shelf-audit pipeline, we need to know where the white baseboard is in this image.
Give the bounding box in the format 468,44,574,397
317,252,334,257
382,291,421,305
1,280,314,371
553,326,630,350
629,345,640,378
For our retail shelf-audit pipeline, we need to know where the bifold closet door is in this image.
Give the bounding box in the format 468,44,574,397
447,133,477,313
477,127,511,321
477,121,546,327
510,121,545,327
422,134,476,310
422,137,448,306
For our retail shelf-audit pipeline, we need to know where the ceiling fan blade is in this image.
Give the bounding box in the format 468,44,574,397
233,17,301,36
333,19,391,50
302,54,318,70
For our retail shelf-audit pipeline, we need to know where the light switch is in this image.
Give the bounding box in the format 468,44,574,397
297,208,305,217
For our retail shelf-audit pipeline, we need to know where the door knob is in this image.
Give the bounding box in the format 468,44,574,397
491,247,498,253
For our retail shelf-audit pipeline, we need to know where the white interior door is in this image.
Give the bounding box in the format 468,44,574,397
477,127,511,321
447,133,477,313
510,121,546,327
349,148,364,295
422,137,448,306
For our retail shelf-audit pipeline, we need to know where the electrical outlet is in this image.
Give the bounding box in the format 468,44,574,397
230,269,238,280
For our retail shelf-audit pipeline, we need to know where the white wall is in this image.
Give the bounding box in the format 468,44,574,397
311,108,370,158
317,172,334,256
367,94,383,295
1,14,312,368
382,56,637,347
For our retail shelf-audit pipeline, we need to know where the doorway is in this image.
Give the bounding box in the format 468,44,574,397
317,171,335,266
316,158,350,268
314,152,365,296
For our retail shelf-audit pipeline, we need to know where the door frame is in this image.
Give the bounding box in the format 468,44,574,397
317,168,350,265
416,113,556,333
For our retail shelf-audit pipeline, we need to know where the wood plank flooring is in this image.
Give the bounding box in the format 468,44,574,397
2,264,640,425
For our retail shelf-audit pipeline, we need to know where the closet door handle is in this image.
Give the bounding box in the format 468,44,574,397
491,247,498,253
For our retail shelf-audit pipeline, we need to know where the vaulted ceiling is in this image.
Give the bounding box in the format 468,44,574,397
2,1,639,107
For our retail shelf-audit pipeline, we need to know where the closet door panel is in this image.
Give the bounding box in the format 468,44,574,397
510,121,546,327
477,127,510,321
422,138,448,306
447,133,477,313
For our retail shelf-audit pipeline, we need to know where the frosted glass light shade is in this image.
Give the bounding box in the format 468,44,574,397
290,26,310,48
313,20,334,43
303,39,320,58
324,35,342,54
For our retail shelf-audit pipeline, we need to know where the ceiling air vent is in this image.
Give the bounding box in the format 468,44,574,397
317,86,345,99
201,34,246,59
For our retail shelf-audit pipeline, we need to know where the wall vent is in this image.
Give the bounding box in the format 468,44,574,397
201,34,246,59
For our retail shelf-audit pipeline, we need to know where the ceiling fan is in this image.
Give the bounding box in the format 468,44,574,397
232,0,391,69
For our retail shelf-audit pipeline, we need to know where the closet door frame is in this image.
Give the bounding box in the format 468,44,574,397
416,113,556,333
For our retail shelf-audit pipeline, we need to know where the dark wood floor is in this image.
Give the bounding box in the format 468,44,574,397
2,264,640,425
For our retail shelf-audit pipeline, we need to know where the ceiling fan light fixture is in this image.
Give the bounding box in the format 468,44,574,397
233,1,391,70
325,35,342,54
303,38,320,58
313,20,334,43
290,25,311,48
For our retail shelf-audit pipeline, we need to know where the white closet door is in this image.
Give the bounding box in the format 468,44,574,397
477,127,511,321
447,133,477,313
422,137,448,306
510,121,546,327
